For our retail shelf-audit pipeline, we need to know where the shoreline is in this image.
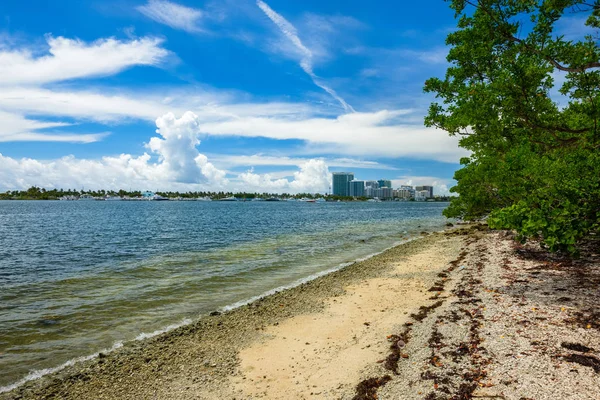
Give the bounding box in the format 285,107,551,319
4,226,598,399
2,229,460,399
0,232,431,394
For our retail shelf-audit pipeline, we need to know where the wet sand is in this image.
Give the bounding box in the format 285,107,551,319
3,227,599,399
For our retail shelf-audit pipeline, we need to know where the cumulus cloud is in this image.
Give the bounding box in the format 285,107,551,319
0,35,170,86
0,112,227,190
256,0,354,113
148,112,226,183
392,176,456,196
137,0,204,33
238,159,330,193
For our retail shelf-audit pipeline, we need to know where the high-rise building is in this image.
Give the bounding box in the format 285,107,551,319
374,187,393,200
332,172,354,196
349,180,365,197
416,185,434,198
365,180,379,189
377,179,392,188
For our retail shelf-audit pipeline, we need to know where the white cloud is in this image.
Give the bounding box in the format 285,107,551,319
0,112,227,191
0,111,108,143
198,110,469,163
207,154,397,170
147,111,227,183
0,86,325,124
137,0,204,33
0,35,170,86
256,0,354,113
238,159,330,193
0,110,458,193
0,81,466,161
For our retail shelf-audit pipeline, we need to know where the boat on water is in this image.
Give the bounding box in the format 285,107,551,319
218,196,239,201
59,195,78,201
105,196,123,201
300,198,316,203
151,195,169,201
265,197,281,202
79,194,96,201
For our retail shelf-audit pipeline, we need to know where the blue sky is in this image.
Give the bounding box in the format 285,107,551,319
0,0,468,194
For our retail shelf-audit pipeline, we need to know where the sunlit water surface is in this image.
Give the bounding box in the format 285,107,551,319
0,200,450,388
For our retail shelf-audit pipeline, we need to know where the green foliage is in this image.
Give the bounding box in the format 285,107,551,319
426,0,600,253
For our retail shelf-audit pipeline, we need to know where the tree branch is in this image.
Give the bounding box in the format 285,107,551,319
465,0,600,73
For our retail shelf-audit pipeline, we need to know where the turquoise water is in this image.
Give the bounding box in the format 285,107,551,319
0,200,449,389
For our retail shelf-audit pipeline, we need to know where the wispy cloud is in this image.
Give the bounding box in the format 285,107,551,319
256,0,355,113
198,109,468,163
137,0,204,33
0,111,109,143
207,154,398,170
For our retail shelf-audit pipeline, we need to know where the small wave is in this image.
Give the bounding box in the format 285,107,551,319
0,317,192,394
135,318,192,341
0,341,123,394
221,235,420,312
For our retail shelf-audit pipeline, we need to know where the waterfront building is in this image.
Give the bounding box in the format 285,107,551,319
380,187,393,199
415,190,430,201
396,188,413,199
365,180,379,188
349,180,365,197
377,179,392,188
365,186,376,198
374,187,393,200
416,185,434,198
397,185,415,199
332,172,354,196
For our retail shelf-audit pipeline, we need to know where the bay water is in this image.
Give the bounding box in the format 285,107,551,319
0,200,449,389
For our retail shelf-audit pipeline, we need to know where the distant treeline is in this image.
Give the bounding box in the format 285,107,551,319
0,186,452,202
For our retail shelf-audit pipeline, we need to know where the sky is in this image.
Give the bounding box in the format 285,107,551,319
0,0,470,194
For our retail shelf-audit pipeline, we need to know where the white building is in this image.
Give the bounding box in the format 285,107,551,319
415,190,430,201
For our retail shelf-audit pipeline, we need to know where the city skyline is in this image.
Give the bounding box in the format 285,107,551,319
332,172,436,199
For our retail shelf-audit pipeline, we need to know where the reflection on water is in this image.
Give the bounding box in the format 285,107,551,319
0,200,449,388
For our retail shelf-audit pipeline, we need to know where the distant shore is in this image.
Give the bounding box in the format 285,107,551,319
3,227,599,399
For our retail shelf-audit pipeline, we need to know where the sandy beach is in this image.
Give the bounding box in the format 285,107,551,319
3,226,599,399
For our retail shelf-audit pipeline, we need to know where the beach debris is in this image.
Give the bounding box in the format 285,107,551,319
410,301,444,322
561,354,600,373
209,311,221,316
352,375,392,400
561,342,594,353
